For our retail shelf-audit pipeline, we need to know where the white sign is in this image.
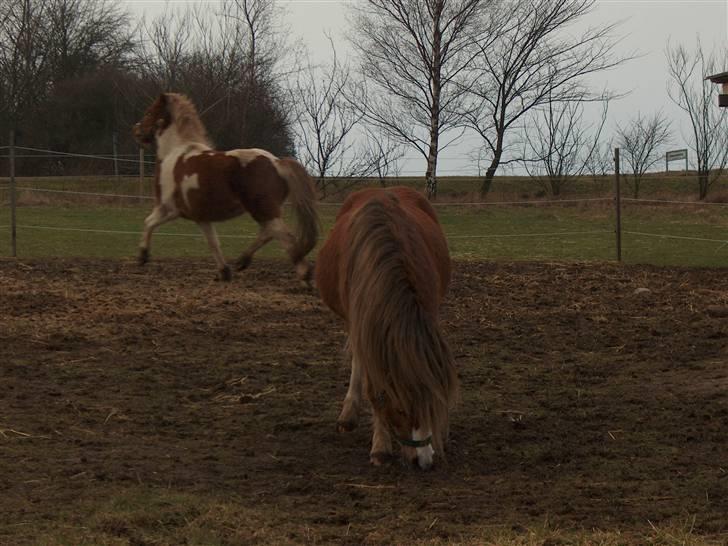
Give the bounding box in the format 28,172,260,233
666,149,688,162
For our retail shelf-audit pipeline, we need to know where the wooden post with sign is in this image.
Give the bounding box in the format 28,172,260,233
665,149,688,172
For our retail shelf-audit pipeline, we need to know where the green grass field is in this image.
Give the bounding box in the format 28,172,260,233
0,175,727,267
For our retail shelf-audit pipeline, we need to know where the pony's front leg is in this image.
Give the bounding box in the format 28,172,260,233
370,409,394,466
197,222,231,281
139,205,179,265
337,350,362,432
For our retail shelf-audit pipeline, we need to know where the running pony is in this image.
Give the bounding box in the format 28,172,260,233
315,187,458,470
133,93,319,282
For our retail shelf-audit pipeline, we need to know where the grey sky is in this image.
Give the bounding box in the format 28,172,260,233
124,0,728,176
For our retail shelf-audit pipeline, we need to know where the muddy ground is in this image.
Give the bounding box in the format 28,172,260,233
1,258,727,545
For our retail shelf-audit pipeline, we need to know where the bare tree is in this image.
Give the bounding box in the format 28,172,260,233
464,0,628,196
584,138,614,180
47,0,134,81
615,111,671,199
135,7,195,90
666,39,728,200
221,0,282,85
360,127,406,187
347,0,494,199
0,0,53,130
289,47,364,195
522,94,609,196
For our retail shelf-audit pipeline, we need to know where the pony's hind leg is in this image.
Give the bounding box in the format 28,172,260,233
337,350,362,432
267,218,312,284
197,222,231,281
236,224,274,271
139,205,179,265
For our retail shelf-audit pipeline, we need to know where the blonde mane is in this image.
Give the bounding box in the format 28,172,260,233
166,93,213,147
345,194,457,455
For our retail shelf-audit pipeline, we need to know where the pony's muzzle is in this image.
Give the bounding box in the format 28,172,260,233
132,123,154,147
401,444,434,470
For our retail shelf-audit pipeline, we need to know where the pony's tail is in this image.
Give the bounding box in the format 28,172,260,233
346,198,458,455
275,158,320,263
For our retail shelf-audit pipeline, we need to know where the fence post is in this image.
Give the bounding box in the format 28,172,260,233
139,148,145,196
112,131,119,178
614,147,622,262
9,129,16,257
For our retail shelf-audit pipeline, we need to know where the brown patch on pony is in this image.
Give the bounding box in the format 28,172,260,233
169,152,295,224
316,187,458,457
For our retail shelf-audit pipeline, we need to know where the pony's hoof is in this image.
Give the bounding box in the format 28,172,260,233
138,248,149,266
236,255,252,271
336,419,358,433
295,261,313,287
370,452,394,467
217,265,232,282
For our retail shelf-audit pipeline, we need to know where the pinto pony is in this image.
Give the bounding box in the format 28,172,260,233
133,93,319,282
315,187,458,470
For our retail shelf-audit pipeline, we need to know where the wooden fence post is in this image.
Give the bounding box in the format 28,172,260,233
8,129,18,258
9,129,16,258
112,131,119,178
614,147,622,262
139,147,145,196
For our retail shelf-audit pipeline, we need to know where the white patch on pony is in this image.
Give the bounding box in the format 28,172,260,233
158,155,180,206
225,148,278,168
413,428,434,470
180,173,200,208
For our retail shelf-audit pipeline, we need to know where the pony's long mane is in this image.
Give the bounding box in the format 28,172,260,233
166,93,213,147
345,194,458,454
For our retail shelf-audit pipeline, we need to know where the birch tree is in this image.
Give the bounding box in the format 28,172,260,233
347,0,494,198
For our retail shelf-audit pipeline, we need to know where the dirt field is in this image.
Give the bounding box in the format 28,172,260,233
1,257,727,545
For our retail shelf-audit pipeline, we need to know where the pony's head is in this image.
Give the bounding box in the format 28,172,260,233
133,93,171,148
133,93,211,151
372,390,441,469
363,327,457,471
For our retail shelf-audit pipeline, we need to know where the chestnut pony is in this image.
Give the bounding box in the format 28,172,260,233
133,93,319,282
316,186,458,470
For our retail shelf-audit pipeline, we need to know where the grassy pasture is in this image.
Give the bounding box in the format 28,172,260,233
1,173,726,266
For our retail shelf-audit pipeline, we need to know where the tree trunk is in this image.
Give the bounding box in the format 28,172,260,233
425,2,443,201
425,145,439,199
551,178,561,197
698,171,709,200
480,147,502,197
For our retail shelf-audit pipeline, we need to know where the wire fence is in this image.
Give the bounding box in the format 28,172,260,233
1,145,727,265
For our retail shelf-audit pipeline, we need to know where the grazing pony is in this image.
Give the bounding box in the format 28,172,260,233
315,187,458,470
133,93,319,282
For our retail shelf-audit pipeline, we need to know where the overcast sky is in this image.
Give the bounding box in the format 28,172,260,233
124,0,728,176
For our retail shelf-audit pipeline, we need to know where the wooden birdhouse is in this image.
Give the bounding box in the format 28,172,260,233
706,71,728,107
